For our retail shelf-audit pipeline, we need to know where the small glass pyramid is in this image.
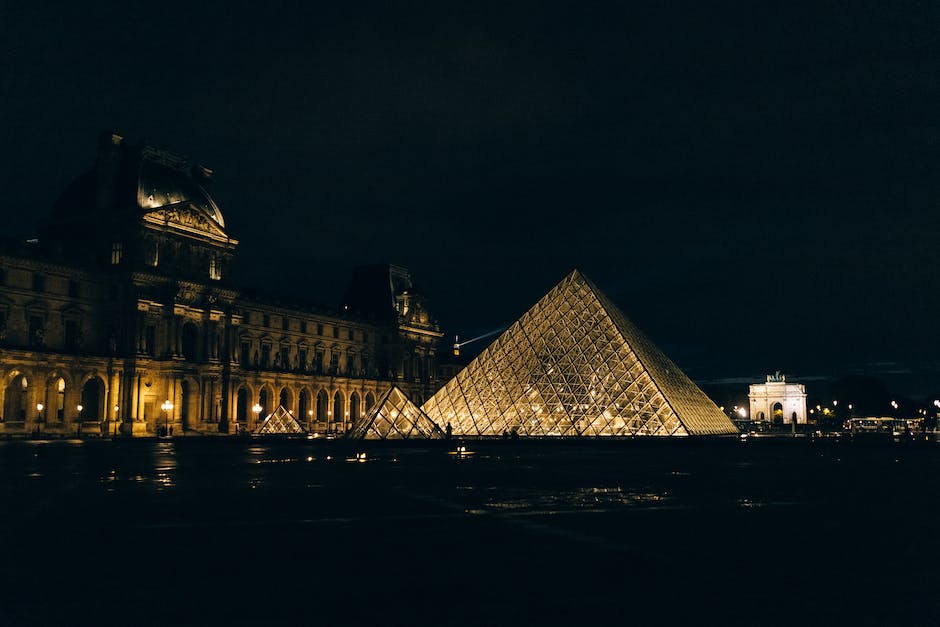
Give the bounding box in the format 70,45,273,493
348,386,445,440
421,270,737,437
253,405,306,435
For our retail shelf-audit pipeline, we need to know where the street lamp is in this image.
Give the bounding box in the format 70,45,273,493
252,403,262,432
113,404,120,437
161,400,174,437
36,403,44,437
77,404,83,437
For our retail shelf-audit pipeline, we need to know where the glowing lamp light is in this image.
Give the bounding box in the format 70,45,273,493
736,407,747,418
77,404,83,412
36,403,44,412
252,404,262,414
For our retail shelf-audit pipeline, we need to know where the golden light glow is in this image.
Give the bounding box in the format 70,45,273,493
348,386,444,440
421,270,735,437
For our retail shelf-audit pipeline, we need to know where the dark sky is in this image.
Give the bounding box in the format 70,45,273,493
2,1,938,393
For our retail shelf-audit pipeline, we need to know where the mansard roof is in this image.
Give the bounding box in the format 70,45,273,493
51,132,225,231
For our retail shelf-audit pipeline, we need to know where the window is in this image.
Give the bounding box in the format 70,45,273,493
279,344,290,369
32,273,45,292
262,314,270,327
316,323,323,336
28,315,44,347
240,340,250,366
145,242,159,267
145,325,155,356
111,242,123,265
65,319,80,350
282,317,289,331
329,352,339,372
55,378,65,421
298,348,307,371
332,326,339,339
361,355,369,376
300,321,307,333
68,280,79,298
315,350,324,373
261,343,271,369
209,257,221,280
0,267,5,285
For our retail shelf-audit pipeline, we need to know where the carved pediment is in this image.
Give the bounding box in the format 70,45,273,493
142,203,235,244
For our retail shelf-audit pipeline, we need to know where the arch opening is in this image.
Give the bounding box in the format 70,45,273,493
81,377,105,421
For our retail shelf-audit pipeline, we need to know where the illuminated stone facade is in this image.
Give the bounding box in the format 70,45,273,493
0,133,442,437
422,270,737,437
748,373,807,425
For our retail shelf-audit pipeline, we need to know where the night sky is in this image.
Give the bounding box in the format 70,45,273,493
2,2,938,394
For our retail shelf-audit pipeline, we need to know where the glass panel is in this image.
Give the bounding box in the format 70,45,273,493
420,270,736,437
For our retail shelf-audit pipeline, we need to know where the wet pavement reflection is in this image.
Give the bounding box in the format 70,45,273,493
1,437,939,626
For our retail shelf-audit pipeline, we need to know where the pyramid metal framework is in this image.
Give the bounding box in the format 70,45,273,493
421,270,737,437
348,386,445,440
253,405,306,435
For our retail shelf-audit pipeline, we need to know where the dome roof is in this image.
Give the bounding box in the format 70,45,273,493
49,134,225,230
137,159,225,228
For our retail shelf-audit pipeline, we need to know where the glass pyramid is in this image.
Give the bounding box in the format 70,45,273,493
253,405,306,435
421,270,738,437
348,386,445,440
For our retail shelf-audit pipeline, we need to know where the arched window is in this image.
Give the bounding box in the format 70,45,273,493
55,377,65,421
279,387,290,411
3,374,28,422
259,388,269,415
365,392,375,414
81,377,105,421
236,387,248,424
333,391,344,423
316,390,329,423
299,390,310,425
349,392,360,425
181,323,199,362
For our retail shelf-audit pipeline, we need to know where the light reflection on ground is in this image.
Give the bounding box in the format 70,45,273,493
2,438,940,626
483,487,671,514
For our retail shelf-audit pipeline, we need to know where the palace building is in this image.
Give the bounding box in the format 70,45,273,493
0,133,442,437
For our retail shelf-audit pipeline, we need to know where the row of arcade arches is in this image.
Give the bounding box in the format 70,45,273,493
233,386,377,430
756,402,799,424
2,369,107,422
